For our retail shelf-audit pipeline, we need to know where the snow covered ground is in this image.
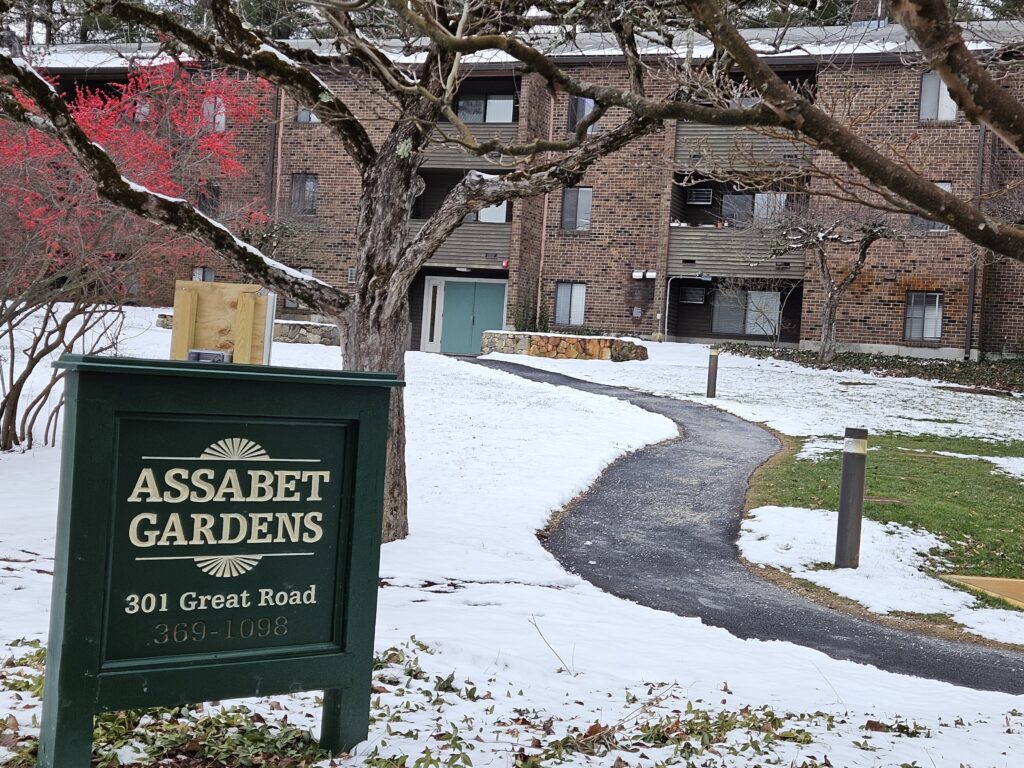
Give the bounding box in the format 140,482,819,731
2,313,1024,766
486,342,1024,441
741,506,1024,644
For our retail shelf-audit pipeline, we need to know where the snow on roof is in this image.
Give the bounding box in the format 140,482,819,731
28,20,1024,74
27,41,181,72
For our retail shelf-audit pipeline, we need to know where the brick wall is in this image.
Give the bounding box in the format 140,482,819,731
802,62,990,356
535,64,674,337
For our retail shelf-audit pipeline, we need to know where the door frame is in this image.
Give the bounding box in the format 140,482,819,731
419,276,508,354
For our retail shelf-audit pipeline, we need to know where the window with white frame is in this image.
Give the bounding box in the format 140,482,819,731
191,266,215,282
290,173,318,215
456,94,515,123
296,105,320,124
555,282,586,326
561,187,592,231
911,181,951,231
284,268,315,308
465,201,509,223
920,72,957,122
201,95,226,132
904,291,943,341
567,96,599,133
347,267,357,284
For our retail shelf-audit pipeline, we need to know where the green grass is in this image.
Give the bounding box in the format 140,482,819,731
749,433,1024,579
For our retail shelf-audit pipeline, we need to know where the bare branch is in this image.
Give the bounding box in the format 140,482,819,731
0,53,349,314
93,0,378,169
889,0,1024,157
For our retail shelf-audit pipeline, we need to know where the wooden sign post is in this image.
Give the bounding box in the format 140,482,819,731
38,355,402,766
170,281,276,364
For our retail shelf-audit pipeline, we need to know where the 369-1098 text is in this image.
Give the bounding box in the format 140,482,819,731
152,616,288,645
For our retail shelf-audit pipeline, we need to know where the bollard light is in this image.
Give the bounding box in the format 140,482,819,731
835,427,868,568
706,346,720,398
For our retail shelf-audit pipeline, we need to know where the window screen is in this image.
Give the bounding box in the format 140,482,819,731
561,187,593,230
555,282,586,325
290,173,318,215
920,72,957,122
904,292,943,340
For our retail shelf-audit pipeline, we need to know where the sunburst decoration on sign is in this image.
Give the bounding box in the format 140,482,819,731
193,554,263,578
200,438,270,461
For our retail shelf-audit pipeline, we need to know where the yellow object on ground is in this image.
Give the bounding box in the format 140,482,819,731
946,575,1024,609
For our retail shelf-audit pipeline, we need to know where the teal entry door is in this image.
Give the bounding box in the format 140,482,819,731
439,281,506,355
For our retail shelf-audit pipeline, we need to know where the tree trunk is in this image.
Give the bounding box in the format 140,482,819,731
819,290,841,363
344,309,410,543
0,380,24,451
339,134,425,543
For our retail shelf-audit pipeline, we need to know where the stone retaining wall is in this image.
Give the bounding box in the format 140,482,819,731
480,331,648,362
156,314,341,346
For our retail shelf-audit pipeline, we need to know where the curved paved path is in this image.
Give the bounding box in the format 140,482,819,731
471,358,1024,694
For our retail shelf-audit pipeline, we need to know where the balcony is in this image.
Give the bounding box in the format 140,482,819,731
410,219,512,270
668,225,803,279
674,123,811,171
424,124,519,169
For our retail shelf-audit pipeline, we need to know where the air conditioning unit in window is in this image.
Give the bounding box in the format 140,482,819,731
686,188,713,205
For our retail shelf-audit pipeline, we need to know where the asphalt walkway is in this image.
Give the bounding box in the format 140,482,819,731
471,357,1024,694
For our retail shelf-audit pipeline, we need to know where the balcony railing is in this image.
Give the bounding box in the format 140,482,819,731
424,124,519,169
675,123,811,170
410,219,512,270
668,225,803,279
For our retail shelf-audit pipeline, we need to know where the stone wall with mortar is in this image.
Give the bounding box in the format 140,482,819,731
156,314,340,346
480,331,648,361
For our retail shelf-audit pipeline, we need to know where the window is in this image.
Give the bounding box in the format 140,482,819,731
561,187,592,231
753,192,787,220
201,96,226,132
133,100,151,123
567,96,599,133
712,288,781,336
290,173,318,215
686,188,713,206
465,201,508,223
296,106,320,124
680,286,706,304
920,72,957,122
904,292,943,341
722,193,754,225
191,266,215,282
555,282,586,326
197,181,221,216
456,94,514,123
911,181,951,231
284,268,315,309
347,267,357,284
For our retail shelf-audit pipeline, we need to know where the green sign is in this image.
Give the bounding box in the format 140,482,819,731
39,355,402,767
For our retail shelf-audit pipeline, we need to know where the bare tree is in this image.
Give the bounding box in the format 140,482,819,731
771,215,901,362
0,0,665,541
2,0,1024,539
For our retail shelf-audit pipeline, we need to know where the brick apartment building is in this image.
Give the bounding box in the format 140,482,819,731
36,18,1024,359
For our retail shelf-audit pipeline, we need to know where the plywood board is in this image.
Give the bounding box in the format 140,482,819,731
946,575,1024,609
169,280,271,364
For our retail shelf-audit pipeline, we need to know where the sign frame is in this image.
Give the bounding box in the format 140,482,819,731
38,355,402,766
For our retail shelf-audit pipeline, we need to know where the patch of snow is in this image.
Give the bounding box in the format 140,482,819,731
485,341,1024,441
3,310,1024,767
741,506,1024,644
933,451,1024,482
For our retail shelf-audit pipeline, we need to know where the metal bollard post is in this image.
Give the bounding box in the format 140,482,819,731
706,346,719,398
835,427,868,568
